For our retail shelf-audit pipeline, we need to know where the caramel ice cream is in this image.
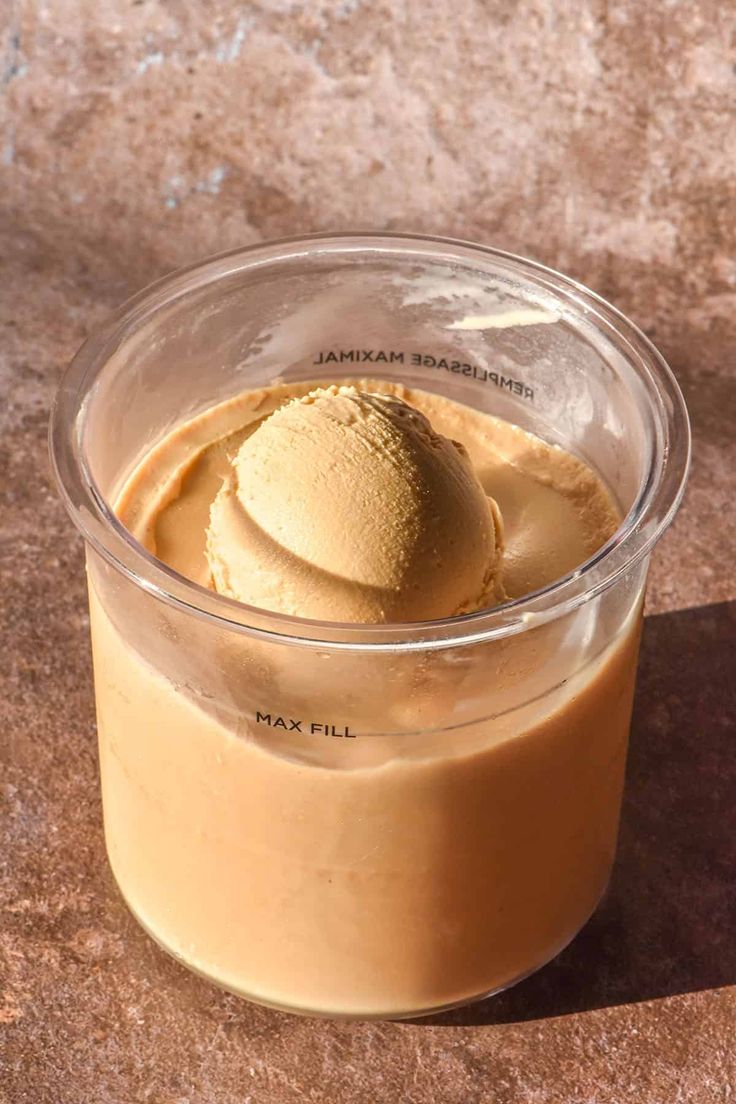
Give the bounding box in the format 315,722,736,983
206,385,502,621
87,378,642,1017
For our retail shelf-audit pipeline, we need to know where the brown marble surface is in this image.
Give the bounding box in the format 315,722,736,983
1,2,735,1101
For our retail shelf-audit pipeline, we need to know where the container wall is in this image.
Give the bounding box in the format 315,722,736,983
87,545,646,1016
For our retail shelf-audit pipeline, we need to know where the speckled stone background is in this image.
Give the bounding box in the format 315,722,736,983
1,2,735,1101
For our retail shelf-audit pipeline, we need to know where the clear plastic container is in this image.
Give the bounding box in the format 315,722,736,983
50,234,690,1019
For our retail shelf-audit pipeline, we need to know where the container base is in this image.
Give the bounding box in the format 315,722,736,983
112,869,610,1022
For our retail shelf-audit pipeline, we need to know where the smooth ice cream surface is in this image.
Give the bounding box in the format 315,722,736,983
119,379,621,614
206,385,502,622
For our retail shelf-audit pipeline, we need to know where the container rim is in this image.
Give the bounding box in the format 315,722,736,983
49,231,690,652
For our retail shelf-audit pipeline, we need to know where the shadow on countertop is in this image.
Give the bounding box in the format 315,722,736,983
421,599,736,1026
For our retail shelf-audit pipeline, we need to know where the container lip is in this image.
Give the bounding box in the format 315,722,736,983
49,231,690,652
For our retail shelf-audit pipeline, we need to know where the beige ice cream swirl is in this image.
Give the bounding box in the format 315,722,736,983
206,385,504,623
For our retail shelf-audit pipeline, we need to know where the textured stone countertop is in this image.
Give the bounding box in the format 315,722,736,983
1,3,735,1101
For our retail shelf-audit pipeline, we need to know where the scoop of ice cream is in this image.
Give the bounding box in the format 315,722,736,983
206,386,503,623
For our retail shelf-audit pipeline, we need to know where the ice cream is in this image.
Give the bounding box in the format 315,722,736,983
206,385,503,622
85,378,642,1018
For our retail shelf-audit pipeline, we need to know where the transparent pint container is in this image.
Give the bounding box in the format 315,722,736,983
50,234,689,1019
